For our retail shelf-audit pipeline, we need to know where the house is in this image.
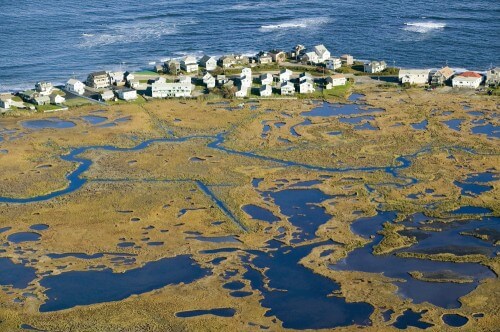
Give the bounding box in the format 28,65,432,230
154,64,164,73
325,57,342,70
164,60,181,75
269,50,286,63
260,73,273,85
240,68,252,87
340,54,354,65
65,79,85,95
241,67,252,78
128,79,141,90
260,85,272,97
100,89,115,101
235,85,248,98
0,94,14,109
399,69,430,85
223,79,235,89
301,52,319,64
299,72,313,83
234,54,249,65
86,71,110,89
108,71,125,86
50,94,66,104
35,82,53,96
257,52,273,64
218,55,236,68
217,75,228,86
148,81,192,98
313,44,330,63
486,67,500,86
431,66,454,86
289,44,306,60
452,71,483,89
364,61,387,73
181,56,198,73
299,80,315,94
279,69,293,83
280,81,295,95
117,88,137,101
33,95,51,105
203,72,216,89
199,55,217,71
19,90,37,102
325,74,347,89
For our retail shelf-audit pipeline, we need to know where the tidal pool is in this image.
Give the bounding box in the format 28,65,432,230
412,120,428,130
471,123,499,139
175,308,236,318
393,309,433,329
442,119,464,131
0,258,37,289
242,205,280,223
7,232,41,243
81,115,107,125
29,224,49,231
301,102,382,117
39,255,210,312
22,119,76,130
442,314,469,327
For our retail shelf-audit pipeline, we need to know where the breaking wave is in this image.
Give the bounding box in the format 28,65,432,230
403,22,446,33
260,17,331,31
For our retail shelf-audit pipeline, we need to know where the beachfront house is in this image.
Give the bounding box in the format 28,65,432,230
452,71,483,89
117,88,137,101
340,54,354,66
325,74,347,89
19,90,37,103
86,71,110,89
431,66,454,86
279,69,293,83
100,89,115,101
217,75,228,86
260,73,273,85
218,55,236,68
181,56,198,73
325,57,342,71
164,60,181,75
234,54,250,66
313,44,330,63
235,85,248,98
299,79,315,94
203,72,216,89
289,44,306,60
199,55,217,71
65,79,85,95
148,81,192,98
50,94,66,104
0,94,14,110
399,69,431,85
32,95,50,105
280,81,295,95
486,67,500,86
364,61,387,74
35,82,53,96
108,71,125,86
302,51,319,65
269,50,286,63
257,52,273,65
154,64,164,73
260,85,272,97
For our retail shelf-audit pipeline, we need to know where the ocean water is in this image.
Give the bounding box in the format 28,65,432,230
0,0,499,90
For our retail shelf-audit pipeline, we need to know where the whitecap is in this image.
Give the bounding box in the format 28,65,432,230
403,22,446,33
260,17,331,32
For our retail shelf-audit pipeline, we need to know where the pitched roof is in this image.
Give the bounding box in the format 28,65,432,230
66,78,82,85
313,44,329,56
457,71,482,78
436,66,454,78
330,74,346,79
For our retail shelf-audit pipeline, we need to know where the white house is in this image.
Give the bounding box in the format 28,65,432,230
108,71,125,85
33,95,51,105
35,82,53,96
280,81,295,95
128,79,141,90
364,61,387,73
177,75,191,84
260,85,272,97
0,94,14,109
302,51,319,64
399,69,430,85
299,80,315,94
50,94,66,104
313,44,330,63
260,73,273,85
325,74,347,89
117,88,137,101
241,67,252,78
326,57,342,70
181,56,199,73
452,71,483,89
235,86,248,98
486,67,500,86
203,72,216,89
217,75,228,86
279,69,293,83
148,81,192,98
340,54,354,65
199,55,217,71
299,72,313,83
240,68,253,88
431,67,454,86
100,90,115,101
65,79,85,95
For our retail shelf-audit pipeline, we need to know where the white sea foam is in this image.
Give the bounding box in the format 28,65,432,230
260,17,331,32
403,22,446,33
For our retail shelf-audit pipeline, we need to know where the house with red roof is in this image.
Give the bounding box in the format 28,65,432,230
452,71,483,89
